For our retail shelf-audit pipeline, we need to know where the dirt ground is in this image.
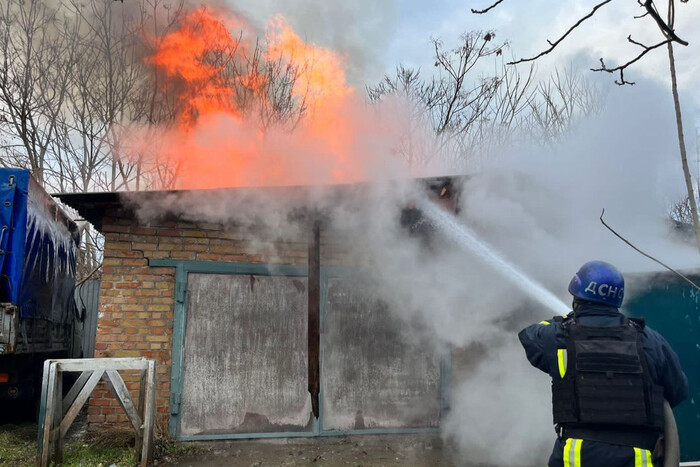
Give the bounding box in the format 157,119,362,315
160,434,470,467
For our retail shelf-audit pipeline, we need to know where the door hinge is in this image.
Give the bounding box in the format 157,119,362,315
170,392,181,415
175,280,187,305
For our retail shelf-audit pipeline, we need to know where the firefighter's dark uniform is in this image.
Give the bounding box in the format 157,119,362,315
519,302,688,467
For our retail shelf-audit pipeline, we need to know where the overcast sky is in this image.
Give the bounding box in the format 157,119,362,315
229,0,699,118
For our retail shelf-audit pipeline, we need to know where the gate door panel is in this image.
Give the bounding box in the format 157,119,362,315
179,273,311,437
322,275,441,432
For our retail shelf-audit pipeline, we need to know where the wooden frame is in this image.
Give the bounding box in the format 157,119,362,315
37,358,156,467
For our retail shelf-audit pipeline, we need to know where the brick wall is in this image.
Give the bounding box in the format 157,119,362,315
90,208,309,429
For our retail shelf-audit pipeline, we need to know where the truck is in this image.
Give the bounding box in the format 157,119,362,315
0,168,81,415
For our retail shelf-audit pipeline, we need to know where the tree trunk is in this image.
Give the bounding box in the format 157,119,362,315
667,41,700,253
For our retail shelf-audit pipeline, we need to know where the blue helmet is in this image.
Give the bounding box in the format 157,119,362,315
568,260,624,308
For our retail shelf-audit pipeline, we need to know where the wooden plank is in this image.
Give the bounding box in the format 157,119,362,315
36,359,53,467
140,360,156,467
62,370,92,416
103,370,142,435
137,369,146,416
53,357,148,365
57,358,149,372
59,369,104,438
135,369,147,461
56,357,146,364
51,370,63,464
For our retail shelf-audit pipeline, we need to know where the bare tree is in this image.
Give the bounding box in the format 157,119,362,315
0,0,81,186
368,36,600,170
368,32,510,167
474,0,700,253
521,67,601,145
663,2,700,252
473,0,688,85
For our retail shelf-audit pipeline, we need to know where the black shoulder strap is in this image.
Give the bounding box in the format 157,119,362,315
629,317,646,330
553,313,575,330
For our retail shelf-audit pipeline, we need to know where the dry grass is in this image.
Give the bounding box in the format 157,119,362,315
0,423,196,467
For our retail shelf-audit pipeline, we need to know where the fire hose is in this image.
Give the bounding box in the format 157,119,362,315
663,400,680,467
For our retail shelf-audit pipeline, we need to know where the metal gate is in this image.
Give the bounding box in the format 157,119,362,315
167,263,311,440
161,260,444,441
320,270,442,434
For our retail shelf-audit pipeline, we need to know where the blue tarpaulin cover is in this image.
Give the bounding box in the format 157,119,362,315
0,169,77,321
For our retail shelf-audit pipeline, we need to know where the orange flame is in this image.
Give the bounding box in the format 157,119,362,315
138,6,401,190
149,8,256,126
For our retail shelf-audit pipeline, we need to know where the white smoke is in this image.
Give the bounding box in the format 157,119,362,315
225,0,398,86
320,76,697,466
127,69,695,466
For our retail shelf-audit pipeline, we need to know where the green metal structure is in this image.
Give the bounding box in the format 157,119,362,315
624,271,700,463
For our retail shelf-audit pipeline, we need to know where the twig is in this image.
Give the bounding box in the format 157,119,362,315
471,0,506,14
591,38,671,84
77,262,102,287
627,35,649,49
600,209,700,292
508,0,615,65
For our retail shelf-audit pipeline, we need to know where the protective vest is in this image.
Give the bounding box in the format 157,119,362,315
551,314,665,440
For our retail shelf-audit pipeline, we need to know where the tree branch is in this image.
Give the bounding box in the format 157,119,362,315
591,38,672,85
642,0,688,45
600,209,700,292
507,0,615,65
627,35,649,49
471,0,506,14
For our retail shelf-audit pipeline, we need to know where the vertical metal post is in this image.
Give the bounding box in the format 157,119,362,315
308,221,321,420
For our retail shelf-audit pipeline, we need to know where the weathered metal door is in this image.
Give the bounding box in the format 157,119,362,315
321,274,442,432
178,272,311,438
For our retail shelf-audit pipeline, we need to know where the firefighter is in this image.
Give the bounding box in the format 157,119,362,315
519,260,688,467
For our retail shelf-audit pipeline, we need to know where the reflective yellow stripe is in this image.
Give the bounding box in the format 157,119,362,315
557,349,567,378
539,320,551,325
634,447,652,467
574,439,582,466
563,438,582,467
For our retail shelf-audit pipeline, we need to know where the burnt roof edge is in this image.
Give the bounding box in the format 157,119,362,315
54,175,469,233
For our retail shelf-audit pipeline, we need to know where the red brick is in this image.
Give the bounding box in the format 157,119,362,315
132,227,157,235
102,225,130,233
115,250,144,259
157,229,180,237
